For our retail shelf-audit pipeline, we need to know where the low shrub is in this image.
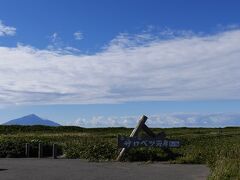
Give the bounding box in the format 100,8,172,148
64,141,117,161
209,158,240,180
0,139,25,158
124,147,180,161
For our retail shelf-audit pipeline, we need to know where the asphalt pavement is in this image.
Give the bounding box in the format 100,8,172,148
0,158,209,180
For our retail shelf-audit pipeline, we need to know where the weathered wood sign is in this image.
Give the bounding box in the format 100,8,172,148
116,115,181,161
118,136,180,148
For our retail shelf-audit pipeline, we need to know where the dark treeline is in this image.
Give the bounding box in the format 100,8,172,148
0,125,239,135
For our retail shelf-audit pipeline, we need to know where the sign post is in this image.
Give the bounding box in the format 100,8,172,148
116,115,181,161
116,115,148,161
25,143,30,158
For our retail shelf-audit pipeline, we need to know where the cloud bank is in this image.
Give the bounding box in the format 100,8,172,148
69,113,240,128
0,29,240,105
0,21,16,36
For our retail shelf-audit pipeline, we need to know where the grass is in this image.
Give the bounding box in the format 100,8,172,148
0,125,239,179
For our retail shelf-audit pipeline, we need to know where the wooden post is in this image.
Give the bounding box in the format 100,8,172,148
25,143,30,158
52,144,57,159
38,143,42,158
116,115,148,161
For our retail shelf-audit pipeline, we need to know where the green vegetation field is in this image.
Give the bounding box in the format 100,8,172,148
0,125,239,179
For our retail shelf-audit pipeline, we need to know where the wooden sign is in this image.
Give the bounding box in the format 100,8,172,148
118,136,181,148
116,115,181,161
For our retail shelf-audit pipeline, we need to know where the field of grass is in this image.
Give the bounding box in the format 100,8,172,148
0,125,239,179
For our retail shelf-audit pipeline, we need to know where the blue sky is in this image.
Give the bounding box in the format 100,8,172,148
0,0,240,127
1,0,240,51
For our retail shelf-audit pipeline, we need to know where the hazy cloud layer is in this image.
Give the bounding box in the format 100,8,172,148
0,29,240,105
69,113,240,128
0,21,16,36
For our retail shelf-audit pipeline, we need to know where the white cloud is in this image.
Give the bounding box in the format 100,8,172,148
48,32,62,48
74,31,83,40
47,32,80,54
70,116,139,127
50,32,58,42
0,29,240,105
0,20,16,36
68,113,240,128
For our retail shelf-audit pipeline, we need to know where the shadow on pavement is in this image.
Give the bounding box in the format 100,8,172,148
0,169,8,171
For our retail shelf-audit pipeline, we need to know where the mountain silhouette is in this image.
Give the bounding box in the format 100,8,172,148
3,114,61,126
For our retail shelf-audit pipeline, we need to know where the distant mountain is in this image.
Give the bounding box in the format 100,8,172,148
3,114,61,126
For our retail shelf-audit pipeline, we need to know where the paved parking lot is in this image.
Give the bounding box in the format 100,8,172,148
0,158,209,180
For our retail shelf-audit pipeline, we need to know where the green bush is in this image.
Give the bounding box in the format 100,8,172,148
86,142,117,161
0,139,25,158
64,141,117,161
124,147,180,161
209,158,240,180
